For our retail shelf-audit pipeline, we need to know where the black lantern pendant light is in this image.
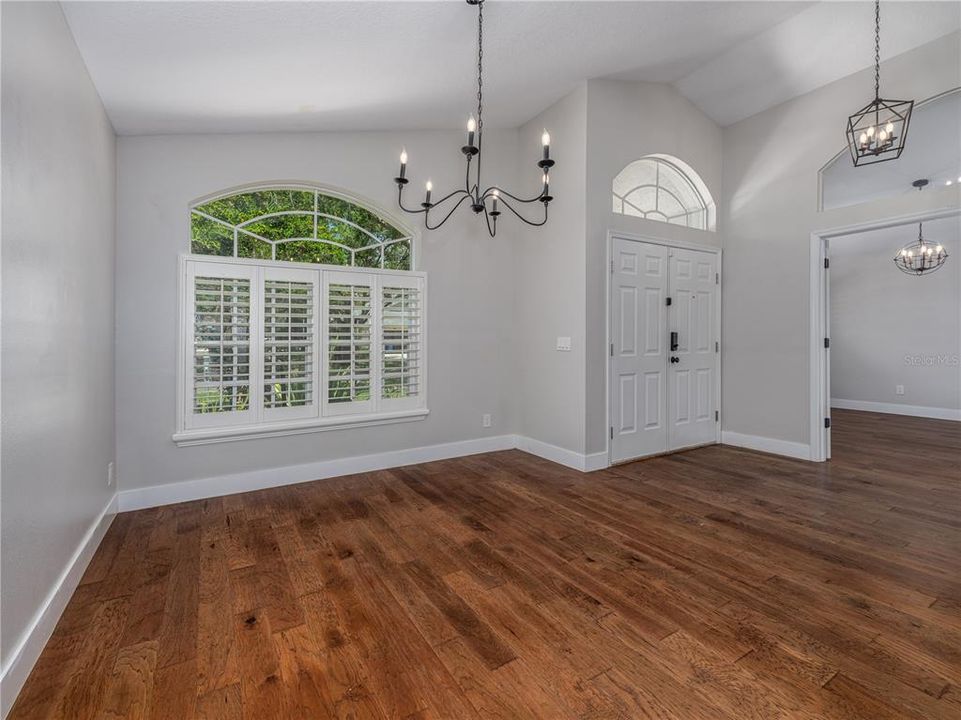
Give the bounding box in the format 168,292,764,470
893,180,949,276
393,0,554,237
846,0,914,166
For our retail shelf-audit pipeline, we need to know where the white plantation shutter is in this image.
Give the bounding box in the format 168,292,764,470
324,271,375,415
186,262,257,429
381,277,424,411
262,267,319,421
179,258,427,441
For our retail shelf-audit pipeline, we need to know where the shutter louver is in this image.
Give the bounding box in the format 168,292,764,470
327,281,372,409
382,286,421,400
263,279,314,410
192,276,251,414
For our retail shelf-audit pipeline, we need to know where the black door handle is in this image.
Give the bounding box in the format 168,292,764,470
670,356,679,364
670,331,679,351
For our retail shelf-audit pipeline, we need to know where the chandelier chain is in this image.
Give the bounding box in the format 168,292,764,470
874,0,880,99
476,0,484,134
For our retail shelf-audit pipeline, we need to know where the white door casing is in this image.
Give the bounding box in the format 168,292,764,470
610,238,668,463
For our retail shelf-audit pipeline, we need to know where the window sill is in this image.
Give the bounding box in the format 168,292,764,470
172,408,429,447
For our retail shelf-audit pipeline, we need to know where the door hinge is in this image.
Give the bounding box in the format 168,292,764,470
715,341,719,352
610,427,614,439
824,337,830,349
610,259,614,274
824,257,830,269
666,296,672,306
715,410,719,422
824,417,831,429
715,272,719,285
610,342,614,357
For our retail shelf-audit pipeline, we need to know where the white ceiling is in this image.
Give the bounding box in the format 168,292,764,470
61,1,960,136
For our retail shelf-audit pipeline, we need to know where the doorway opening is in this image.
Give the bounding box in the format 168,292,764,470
607,232,721,465
810,208,961,461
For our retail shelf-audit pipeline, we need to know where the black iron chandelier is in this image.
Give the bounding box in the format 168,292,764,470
846,0,913,166
893,180,949,275
393,0,554,237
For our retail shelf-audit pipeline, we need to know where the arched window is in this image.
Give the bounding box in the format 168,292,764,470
191,185,413,270
612,155,715,231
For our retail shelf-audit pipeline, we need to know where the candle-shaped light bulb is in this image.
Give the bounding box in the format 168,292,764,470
491,189,499,213
859,132,868,147
399,148,408,179
936,245,944,253
907,250,914,257
878,129,888,143
885,122,894,134
425,180,432,205
541,129,551,160
867,126,875,137
467,115,476,147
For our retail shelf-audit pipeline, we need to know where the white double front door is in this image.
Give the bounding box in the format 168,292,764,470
610,237,719,463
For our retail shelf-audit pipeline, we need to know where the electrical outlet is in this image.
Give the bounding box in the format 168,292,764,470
556,336,572,352
482,413,492,428
895,385,905,396
107,461,115,487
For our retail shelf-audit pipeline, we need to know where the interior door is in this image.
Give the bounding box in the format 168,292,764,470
610,238,669,462
668,247,718,450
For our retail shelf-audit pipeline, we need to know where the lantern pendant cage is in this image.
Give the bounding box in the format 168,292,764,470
893,180,949,276
847,0,914,166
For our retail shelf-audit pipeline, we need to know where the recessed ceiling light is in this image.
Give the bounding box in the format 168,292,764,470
948,180,954,186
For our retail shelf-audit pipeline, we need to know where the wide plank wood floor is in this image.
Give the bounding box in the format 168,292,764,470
9,409,961,719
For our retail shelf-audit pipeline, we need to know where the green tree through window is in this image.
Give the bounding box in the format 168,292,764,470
191,187,413,270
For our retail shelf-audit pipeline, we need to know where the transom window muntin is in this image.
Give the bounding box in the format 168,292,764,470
612,155,715,231
191,186,414,270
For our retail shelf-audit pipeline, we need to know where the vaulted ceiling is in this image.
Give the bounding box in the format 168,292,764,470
62,1,960,135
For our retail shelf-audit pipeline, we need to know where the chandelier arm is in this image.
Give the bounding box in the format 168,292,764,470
483,205,496,238
425,193,472,230
481,185,545,204
497,195,549,227
398,186,470,215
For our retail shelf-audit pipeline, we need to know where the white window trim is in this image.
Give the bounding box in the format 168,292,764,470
174,254,428,447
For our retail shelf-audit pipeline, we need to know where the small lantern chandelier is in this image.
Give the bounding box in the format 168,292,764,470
893,180,948,276
393,0,554,238
846,0,914,166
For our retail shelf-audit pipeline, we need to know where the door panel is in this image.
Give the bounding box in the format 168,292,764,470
611,238,668,462
668,247,718,450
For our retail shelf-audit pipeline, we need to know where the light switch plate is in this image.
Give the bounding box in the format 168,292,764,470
895,385,905,396
556,336,572,352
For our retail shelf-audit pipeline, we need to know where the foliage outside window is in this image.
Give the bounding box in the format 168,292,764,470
191,187,413,270
612,156,715,231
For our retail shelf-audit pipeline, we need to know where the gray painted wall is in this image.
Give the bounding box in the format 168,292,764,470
116,130,519,491
514,84,589,455
721,32,961,446
1,0,117,685
584,79,723,455
831,215,961,412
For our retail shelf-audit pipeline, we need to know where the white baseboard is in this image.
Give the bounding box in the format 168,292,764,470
119,433,612,512
831,398,961,421
721,431,812,461
119,435,516,512
0,493,118,720
513,436,608,472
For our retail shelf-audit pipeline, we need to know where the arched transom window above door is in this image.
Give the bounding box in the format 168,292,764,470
612,155,716,232
191,185,414,270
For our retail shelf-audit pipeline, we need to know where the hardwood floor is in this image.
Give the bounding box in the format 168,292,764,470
9,409,961,719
